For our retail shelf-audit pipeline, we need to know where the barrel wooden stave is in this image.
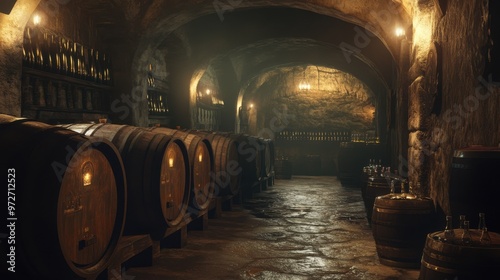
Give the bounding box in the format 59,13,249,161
149,127,215,214
419,230,500,279
64,123,190,236
189,131,241,197
363,176,392,224
0,115,126,279
449,146,500,232
372,196,437,268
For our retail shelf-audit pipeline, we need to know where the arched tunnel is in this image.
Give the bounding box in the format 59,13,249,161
1,0,500,279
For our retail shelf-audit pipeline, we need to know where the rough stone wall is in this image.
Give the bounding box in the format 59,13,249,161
243,66,376,135
0,0,40,116
408,0,500,215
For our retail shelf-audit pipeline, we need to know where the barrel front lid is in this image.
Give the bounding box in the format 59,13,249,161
453,146,500,159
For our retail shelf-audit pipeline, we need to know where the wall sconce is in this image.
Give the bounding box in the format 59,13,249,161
33,14,42,26
82,161,93,187
395,27,406,38
298,81,311,91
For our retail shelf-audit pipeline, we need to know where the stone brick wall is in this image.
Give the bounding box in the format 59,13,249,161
408,0,500,216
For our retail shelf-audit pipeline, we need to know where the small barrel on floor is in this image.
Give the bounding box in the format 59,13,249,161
372,195,438,268
419,229,500,279
0,114,127,279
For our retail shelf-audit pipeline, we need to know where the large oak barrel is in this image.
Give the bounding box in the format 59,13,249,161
0,114,126,279
363,175,392,224
63,123,190,236
147,127,215,215
449,146,500,232
188,131,241,197
337,142,368,187
227,133,263,188
274,156,293,179
419,229,500,279
372,195,438,268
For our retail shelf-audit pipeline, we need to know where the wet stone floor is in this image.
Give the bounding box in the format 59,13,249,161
127,176,421,280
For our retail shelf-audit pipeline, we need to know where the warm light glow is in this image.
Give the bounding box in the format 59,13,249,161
82,162,93,186
198,153,203,162
206,89,211,95
33,14,42,25
249,103,254,109
395,27,405,38
169,158,174,168
298,81,311,91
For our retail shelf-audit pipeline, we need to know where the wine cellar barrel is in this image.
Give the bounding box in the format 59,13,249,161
363,175,392,224
371,195,438,268
419,229,500,279
148,127,215,215
62,123,190,236
0,114,126,279
449,146,500,232
274,157,293,179
227,133,263,188
188,131,241,197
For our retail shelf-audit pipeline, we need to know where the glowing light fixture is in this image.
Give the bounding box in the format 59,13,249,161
169,158,174,168
206,89,211,95
395,27,406,38
298,81,311,91
82,162,94,186
33,14,42,25
198,153,203,162
249,103,254,109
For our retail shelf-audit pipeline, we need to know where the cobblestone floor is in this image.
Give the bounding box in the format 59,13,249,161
127,176,421,280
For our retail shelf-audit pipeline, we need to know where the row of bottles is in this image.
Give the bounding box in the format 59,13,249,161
196,107,219,131
22,27,112,85
351,133,380,144
147,90,168,114
442,213,492,246
22,74,106,111
277,131,351,142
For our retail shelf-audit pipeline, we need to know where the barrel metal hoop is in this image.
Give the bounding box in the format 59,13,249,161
421,259,458,275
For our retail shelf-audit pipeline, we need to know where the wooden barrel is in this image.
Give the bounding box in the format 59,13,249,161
419,229,500,279
364,175,392,224
0,114,126,279
274,157,293,179
227,133,262,188
267,139,276,186
449,146,500,232
372,195,438,268
147,127,215,215
63,123,190,236
337,142,382,187
188,131,241,197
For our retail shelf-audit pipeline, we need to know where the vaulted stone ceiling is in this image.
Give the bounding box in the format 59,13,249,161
78,0,412,92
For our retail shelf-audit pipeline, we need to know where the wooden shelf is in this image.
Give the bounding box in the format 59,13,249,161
23,67,112,90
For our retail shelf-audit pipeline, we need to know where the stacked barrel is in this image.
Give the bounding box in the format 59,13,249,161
0,114,127,279
0,114,276,279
